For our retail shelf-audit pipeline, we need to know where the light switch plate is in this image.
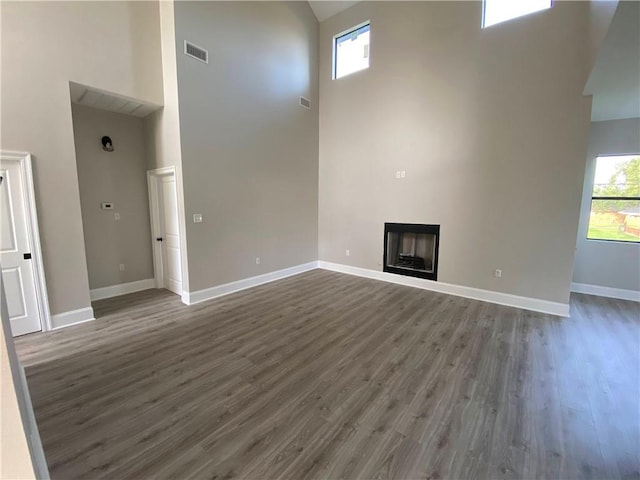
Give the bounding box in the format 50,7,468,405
193,214,203,223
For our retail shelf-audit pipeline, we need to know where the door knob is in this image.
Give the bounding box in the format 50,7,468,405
156,237,163,242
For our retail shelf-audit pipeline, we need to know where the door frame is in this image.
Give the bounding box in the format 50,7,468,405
1,151,52,332
147,166,188,300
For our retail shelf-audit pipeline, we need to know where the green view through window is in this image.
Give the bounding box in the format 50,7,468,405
588,154,640,243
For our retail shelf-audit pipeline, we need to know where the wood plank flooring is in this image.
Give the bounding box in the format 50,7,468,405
14,269,640,479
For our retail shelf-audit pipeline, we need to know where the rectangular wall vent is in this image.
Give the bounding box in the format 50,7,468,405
184,41,208,64
299,96,311,109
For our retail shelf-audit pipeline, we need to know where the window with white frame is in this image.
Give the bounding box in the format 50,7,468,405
588,154,640,243
333,22,370,80
482,0,552,28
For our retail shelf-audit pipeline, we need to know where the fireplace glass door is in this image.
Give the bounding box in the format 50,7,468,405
383,223,440,280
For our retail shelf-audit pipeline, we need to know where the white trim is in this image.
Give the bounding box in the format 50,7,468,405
147,166,189,299
1,151,52,332
571,282,640,302
51,307,95,330
184,262,318,305
318,261,570,317
181,290,191,305
90,278,155,301
174,165,190,295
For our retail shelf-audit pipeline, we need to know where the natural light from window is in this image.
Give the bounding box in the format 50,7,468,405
483,0,552,28
334,23,370,79
588,155,640,243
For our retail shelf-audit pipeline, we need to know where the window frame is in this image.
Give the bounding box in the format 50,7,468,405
587,153,640,244
482,0,553,29
332,20,371,80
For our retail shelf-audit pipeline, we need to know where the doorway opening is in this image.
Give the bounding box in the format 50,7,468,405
70,83,182,319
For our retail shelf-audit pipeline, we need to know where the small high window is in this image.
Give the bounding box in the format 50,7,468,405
482,0,552,28
588,155,640,243
333,22,370,79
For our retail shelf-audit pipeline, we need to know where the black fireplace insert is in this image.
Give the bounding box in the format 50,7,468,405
383,223,440,281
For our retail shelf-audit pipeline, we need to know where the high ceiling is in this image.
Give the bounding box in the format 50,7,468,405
308,1,359,22
308,1,638,122
585,1,640,121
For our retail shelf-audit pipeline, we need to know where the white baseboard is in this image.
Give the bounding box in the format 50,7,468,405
51,307,95,330
318,261,570,317
90,278,155,301
183,261,318,306
571,282,640,302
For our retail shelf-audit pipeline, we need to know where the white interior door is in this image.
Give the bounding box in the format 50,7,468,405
150,172,182,296
0,160,41,336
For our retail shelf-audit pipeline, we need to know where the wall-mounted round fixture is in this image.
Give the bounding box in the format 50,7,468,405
101,136,114,152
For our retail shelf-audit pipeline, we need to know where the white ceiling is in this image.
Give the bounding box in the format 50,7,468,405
308,1,359,22
585,1,640,121
69,82,160,118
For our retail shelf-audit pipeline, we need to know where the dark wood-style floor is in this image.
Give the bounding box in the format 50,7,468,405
15,269,640,480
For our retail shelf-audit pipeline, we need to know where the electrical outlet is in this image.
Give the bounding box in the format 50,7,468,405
494,269,502,278
256,257,260,265
395,171,401,179
119,264,125,271
193,214,203,223
114,212,120,221
346,249,350,256
401,170,406,178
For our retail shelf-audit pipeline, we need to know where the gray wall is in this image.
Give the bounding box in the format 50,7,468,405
573,118,640,291
72,105,154,290
143,0,191,293
0,1,163,315
318,1,593,304
174,1,319,292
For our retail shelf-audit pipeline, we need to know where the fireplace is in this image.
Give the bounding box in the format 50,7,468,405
383,223,440,281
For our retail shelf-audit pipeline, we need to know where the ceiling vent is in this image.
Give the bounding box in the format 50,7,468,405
184,41,208,64
299,96,311,109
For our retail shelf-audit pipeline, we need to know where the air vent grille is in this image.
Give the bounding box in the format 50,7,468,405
184,41,208,64
299,96,311,109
